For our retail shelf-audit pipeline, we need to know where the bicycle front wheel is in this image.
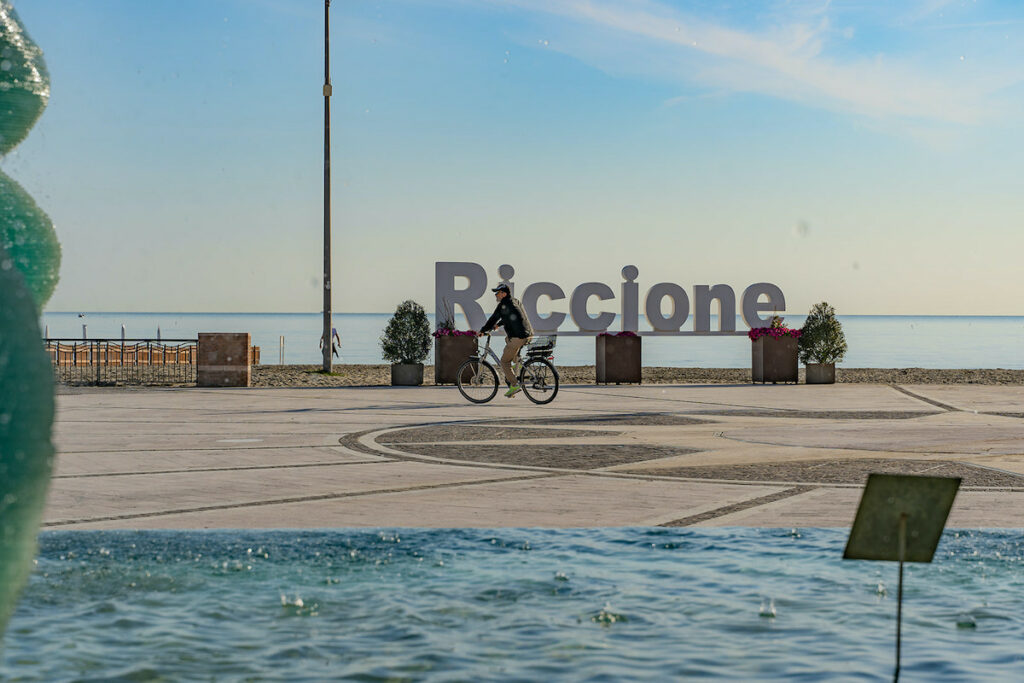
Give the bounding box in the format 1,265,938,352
456,359,499,403
520,358,559,404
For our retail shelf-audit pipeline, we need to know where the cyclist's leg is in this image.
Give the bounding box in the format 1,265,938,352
515,336,531,364
500,337,528,385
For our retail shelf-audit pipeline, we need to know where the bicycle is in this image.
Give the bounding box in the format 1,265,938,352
456,332,559,404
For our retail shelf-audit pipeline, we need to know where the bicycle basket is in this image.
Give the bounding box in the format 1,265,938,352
526,335,556,356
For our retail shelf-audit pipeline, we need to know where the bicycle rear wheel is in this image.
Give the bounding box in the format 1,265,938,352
520,358,559,404
456,359,499,403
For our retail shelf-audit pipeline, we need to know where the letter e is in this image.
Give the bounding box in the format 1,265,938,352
741,283,786,328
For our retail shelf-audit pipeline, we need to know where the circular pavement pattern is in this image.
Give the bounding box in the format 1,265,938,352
361,413,1024,489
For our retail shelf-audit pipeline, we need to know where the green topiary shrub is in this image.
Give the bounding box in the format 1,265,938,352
380,300,432,365
798,302,847,365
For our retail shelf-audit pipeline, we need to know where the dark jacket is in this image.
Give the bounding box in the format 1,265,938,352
481,296,533,339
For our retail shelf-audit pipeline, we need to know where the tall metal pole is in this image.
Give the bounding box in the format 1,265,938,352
894,513,906,682
321,0,333,372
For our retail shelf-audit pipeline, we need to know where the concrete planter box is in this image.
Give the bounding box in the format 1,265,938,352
596,335,642,384
805,362,836,384
434,335,477,385
391,363,424,386
751,336,798,384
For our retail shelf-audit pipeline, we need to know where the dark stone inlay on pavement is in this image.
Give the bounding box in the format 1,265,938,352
378,425,615,444
390,444,702,470
484,414,711,426
53,459,387,479
888,385,960,412
624,459,1024,488
43,472,558,527
661,486,817,527
691,409,938,420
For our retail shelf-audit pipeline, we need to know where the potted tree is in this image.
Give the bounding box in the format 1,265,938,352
596,331,641,384
432,300,477,385
798,302,847,384
749,315,800,384
380,300,432,386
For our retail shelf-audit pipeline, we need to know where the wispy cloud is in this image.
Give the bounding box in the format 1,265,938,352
902,0,960,23
920,19,1024,31
661,89,731,107
485,0,1021,127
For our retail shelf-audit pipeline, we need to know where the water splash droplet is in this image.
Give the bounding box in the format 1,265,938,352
956,613,977,628
592,602,626,625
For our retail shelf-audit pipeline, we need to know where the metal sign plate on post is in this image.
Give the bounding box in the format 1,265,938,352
844,473,960,682
844,473,960,562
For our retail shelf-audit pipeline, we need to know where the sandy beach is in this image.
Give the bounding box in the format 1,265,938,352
251,364,1024,387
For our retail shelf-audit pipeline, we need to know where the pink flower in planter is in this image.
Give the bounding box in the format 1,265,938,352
748,327,802,341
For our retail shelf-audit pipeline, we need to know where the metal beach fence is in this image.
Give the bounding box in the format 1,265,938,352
44,338,199,385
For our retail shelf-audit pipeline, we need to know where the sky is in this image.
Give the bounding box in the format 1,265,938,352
5,0,1024,315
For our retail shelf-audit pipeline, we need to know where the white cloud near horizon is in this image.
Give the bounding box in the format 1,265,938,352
483,0,1023,127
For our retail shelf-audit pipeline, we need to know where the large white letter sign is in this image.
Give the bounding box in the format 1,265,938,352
435,262,488,330
434,261,787,335
694,284,737,333
522,282,566,333
570,283,616,332
645,283,689,331
741,283,786,328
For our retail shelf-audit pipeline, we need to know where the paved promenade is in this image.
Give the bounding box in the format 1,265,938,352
45,383,1024,529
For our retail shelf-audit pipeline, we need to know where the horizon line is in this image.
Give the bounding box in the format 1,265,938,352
42,311,1024,318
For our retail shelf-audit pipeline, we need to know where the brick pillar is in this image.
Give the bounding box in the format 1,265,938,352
197,333,251,387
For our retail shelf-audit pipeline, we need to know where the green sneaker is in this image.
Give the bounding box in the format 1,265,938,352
504,385,522,398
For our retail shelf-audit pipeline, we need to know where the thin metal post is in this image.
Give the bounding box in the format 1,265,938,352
895,513,906,682
82,323,87,340
322,0,333,373
280,335,285,365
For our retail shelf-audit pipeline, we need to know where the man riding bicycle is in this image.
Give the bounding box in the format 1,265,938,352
478,283,533,397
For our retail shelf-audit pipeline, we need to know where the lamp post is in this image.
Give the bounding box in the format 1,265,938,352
321,0,333,372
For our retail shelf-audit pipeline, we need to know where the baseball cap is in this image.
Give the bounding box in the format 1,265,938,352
491,283,511,294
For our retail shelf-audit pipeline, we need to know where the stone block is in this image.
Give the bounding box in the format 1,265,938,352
434,335,477,384
198,333,251,387
751,336,798,384
596,334,642,384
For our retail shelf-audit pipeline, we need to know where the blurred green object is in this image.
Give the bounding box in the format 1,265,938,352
0,2,60,308
0,1,57,633
0,170,60,307
0,245,54,632
0,3,48,157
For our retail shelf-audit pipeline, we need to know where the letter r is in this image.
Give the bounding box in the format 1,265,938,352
435,262,488,330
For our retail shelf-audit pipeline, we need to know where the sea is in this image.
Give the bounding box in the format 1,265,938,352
40,312,1024,368
3,528,1022,679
